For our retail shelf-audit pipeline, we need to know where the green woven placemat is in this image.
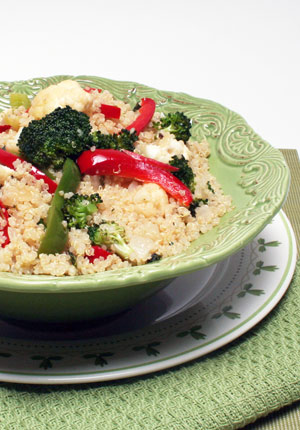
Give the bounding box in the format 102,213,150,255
0,149,299,430
243,149,300,430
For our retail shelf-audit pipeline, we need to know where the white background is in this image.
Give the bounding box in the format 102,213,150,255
1,0,299,152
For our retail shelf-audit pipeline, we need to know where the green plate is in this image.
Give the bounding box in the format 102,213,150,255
0,75,290,322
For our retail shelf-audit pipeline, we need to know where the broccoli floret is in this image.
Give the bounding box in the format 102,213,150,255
88,221,133,259
154,112,192,142
17,106,92,170
62,193,102,229
169,155,195,193
188,198,208,217
90,128,138,152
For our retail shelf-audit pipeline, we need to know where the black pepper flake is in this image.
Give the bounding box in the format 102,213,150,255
37,219,46,228
146,253,162,263
133,102,141,112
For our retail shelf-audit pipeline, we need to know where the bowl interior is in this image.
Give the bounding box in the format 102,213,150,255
0,75,290,294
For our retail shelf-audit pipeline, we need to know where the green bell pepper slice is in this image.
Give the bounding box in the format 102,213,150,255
38,158,81,255
10,93,31,110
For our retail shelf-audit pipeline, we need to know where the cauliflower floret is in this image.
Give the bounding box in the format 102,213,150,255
0,165,15,185
136,133,191,164
133,183,169,217
29,80,91,119
128,235,156,263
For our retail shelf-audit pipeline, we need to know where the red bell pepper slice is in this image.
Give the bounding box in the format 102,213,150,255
87,245,112,263
121,150,179,173
77,149,193,207
84,87,120,119
0,148,57,194
0,201,10,247
84,87,102,93
100,104,121,120
126,98,156,135
0,125,12,133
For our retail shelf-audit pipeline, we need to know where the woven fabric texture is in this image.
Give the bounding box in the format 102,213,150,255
244,149,300,429
0,149,298,430
246,401,300,430
280,150,300,255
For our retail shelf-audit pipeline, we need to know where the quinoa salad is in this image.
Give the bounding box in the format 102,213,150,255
0,80,232,276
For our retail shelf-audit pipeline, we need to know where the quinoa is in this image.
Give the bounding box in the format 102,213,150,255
0,83,232,276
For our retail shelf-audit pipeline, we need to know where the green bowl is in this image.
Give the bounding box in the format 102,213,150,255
0,75,290,322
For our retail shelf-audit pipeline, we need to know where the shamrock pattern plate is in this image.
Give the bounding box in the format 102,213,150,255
0,211,296,384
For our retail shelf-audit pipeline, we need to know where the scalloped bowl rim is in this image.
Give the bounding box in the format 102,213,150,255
0,75,290,293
